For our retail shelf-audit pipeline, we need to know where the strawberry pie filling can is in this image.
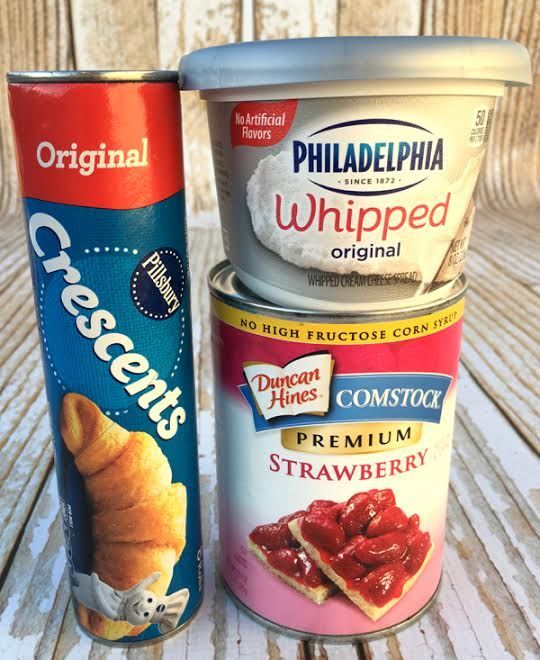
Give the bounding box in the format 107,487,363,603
209,260,466,640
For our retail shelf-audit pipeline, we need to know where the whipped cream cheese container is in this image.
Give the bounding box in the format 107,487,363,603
209,261,466,640
182,37,531,310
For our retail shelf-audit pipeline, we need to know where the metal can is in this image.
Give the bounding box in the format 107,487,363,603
7,71,203,645
209,260,466,640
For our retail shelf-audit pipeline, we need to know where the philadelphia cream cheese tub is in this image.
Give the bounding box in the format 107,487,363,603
209,261,466,640
181,37,530,311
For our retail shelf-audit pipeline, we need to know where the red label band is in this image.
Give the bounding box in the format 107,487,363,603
8,81,184,210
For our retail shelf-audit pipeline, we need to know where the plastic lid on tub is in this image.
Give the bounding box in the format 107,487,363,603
179,36,531,90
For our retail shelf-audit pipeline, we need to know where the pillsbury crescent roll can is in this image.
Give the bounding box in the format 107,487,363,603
7,70,203,645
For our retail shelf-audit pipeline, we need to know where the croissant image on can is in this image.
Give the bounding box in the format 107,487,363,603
60,393,187,640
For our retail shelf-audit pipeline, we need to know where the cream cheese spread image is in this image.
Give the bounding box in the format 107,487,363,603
247,147,484,289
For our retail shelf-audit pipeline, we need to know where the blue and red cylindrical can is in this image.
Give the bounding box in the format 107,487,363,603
7,71,203,644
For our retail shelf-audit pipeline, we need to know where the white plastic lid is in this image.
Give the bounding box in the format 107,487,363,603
179,36,531,90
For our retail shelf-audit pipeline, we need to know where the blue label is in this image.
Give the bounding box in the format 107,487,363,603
240,373,452,432
24,192,202,642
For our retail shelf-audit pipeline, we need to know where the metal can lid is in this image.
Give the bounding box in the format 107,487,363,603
6,70,179,83
180,36,531,90
208,260,467,322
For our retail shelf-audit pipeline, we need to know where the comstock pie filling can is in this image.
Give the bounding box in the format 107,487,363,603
209,261,466,640
7,71,203,645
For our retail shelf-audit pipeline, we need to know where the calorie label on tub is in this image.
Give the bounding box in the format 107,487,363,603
211,296,464,635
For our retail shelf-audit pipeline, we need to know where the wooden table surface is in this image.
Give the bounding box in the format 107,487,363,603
0,189,538,658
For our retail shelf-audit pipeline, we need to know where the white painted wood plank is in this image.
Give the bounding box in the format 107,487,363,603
460,258,540,448
308,641,359,659
0,1,74,192
365,610,457,660
0,475,65,658
34,567,73,659
471,211,540,288
0,413,52,562
0,238,28,284
0,267,32,313
157,0,242,226
422,0,540,212
54,617,92,660
70,0,158,69
0,314,39,391
0,238,29,288
338,0,421,35
255,0,338,39
442,494,537,659
456,366,539,520
435,550,490,660
450,429,539,652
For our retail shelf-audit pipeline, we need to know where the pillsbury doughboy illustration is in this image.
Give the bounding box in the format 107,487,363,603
72,571,190,634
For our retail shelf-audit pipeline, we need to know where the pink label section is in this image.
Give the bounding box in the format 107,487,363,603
213,309,462,635
221,519,444,635
213,315,463,399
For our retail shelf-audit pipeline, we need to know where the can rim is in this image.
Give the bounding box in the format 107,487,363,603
208,260,467,322
75,598,203,646
223,577,441,643
6,70,179,83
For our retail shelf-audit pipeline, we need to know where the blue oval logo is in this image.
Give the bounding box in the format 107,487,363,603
292,118,443,196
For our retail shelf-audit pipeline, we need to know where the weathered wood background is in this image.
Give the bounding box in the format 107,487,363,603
1,0,539,218
0,1,539,659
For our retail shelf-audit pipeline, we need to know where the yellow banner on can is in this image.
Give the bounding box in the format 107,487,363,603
212,298,464,345
281,421,423,455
